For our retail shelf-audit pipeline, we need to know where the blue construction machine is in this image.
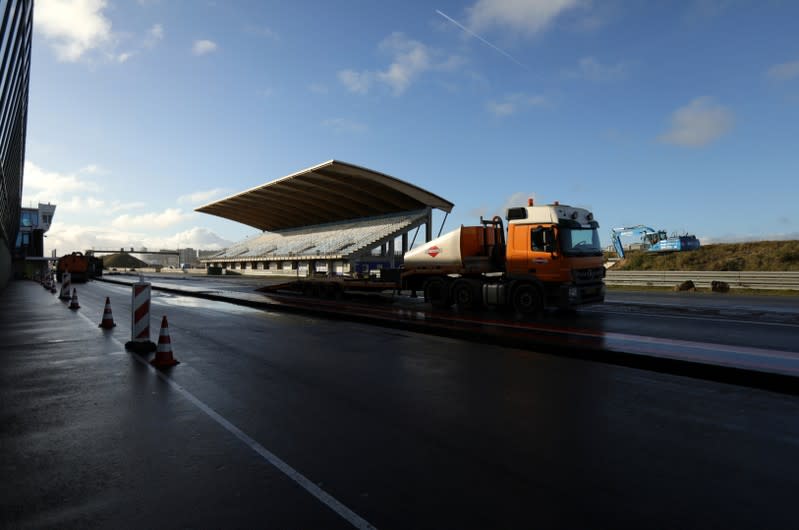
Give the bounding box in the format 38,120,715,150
611,225,700,259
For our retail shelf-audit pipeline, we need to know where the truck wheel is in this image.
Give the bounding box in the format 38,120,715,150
512,285,543,316
452,280,480,311
424,278,451,309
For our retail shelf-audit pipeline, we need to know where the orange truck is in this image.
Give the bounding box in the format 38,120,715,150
396,198,605,313
56,251,103,283
265,199,605,314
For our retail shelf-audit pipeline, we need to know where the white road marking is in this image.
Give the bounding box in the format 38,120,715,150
75,309,376,529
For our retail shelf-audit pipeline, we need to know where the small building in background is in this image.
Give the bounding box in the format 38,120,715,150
13,203,56,279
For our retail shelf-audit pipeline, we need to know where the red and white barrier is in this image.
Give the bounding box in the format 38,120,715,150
59,272,72,300
131,282,151,341
125,281,157,353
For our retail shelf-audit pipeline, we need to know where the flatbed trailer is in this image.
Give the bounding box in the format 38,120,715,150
258,276,401,298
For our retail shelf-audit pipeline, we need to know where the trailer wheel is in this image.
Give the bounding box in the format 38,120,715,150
452,280,480,311
512,284,543,316
424,278,451,309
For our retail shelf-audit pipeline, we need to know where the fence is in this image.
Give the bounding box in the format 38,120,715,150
604,270,799,290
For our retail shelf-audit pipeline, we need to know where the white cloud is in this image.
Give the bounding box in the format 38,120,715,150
23,161,94,195
501,192,538,212
112,208,192,229
44,223,233,255
375,33,433,95
487,101,515,116
116,51,135,63
338,69,372,94
766,60,799,81
193,39,218,56
658,97,734,147
565,56,627,82
58,196,106,212
486,93,547,116
162,227,233,250
107,200,146,213
338,33,463,96
35,0,113,61
79,164,105,175
178,188,226,205
322,118,368,134
308,83,329,95
144,23,164,49
467,0,584,36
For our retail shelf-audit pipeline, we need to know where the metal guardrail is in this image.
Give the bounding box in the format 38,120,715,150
605,270,799,290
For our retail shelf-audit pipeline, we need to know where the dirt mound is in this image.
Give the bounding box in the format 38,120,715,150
103,253,148,269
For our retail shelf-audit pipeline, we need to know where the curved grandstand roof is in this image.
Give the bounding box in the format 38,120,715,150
195,160,454,231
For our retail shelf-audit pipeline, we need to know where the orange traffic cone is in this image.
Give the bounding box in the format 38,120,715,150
150,316,179,368
69,288,80,310
98,297,116,328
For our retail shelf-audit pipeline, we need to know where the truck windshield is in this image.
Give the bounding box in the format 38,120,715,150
560,227,603,256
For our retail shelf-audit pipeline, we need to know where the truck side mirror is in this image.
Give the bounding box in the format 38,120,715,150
542,228,555,254
544,234,554,253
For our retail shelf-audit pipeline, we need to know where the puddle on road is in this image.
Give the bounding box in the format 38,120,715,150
154,293,278,316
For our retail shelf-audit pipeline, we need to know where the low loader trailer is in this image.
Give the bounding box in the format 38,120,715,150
261,199,606,315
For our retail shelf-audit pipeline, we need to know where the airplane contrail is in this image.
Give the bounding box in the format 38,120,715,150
435,9,529,70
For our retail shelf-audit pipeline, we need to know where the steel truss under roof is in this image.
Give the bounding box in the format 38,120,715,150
195,160,454,231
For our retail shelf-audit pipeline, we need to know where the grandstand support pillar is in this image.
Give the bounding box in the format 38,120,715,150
425,209,433,242
327,260,333,278
402,232,408,254
389,239,395,268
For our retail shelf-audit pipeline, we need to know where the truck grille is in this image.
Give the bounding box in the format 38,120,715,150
573,267,605,283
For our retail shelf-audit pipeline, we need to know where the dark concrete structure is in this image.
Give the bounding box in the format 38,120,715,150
0,0,33,288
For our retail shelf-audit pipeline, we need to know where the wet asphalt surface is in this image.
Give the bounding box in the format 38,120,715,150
2,279,798,529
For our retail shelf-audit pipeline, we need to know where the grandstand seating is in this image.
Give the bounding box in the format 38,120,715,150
206,210,427,262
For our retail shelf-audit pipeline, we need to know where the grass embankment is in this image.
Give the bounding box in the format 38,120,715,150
610,240,799,271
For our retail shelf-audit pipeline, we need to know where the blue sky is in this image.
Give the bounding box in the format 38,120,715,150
23,0,799,254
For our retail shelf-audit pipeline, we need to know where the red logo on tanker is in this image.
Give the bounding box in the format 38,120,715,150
426,246,441,258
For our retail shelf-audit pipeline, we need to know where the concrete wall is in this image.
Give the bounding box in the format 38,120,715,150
0,239,11,290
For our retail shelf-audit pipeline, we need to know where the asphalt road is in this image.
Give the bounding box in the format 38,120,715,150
111,273,799,354
103,273,799,379
3,280,797,529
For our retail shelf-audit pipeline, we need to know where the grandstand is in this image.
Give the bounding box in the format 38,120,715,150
197,161,454,276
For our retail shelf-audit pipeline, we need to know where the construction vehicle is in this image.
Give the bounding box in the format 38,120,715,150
262,199,605,314
56,251,103,282
610,225,700,259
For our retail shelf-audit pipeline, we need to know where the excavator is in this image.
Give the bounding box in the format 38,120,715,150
611,225,700,259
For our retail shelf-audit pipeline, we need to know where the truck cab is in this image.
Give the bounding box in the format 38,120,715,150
505,200,605,309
